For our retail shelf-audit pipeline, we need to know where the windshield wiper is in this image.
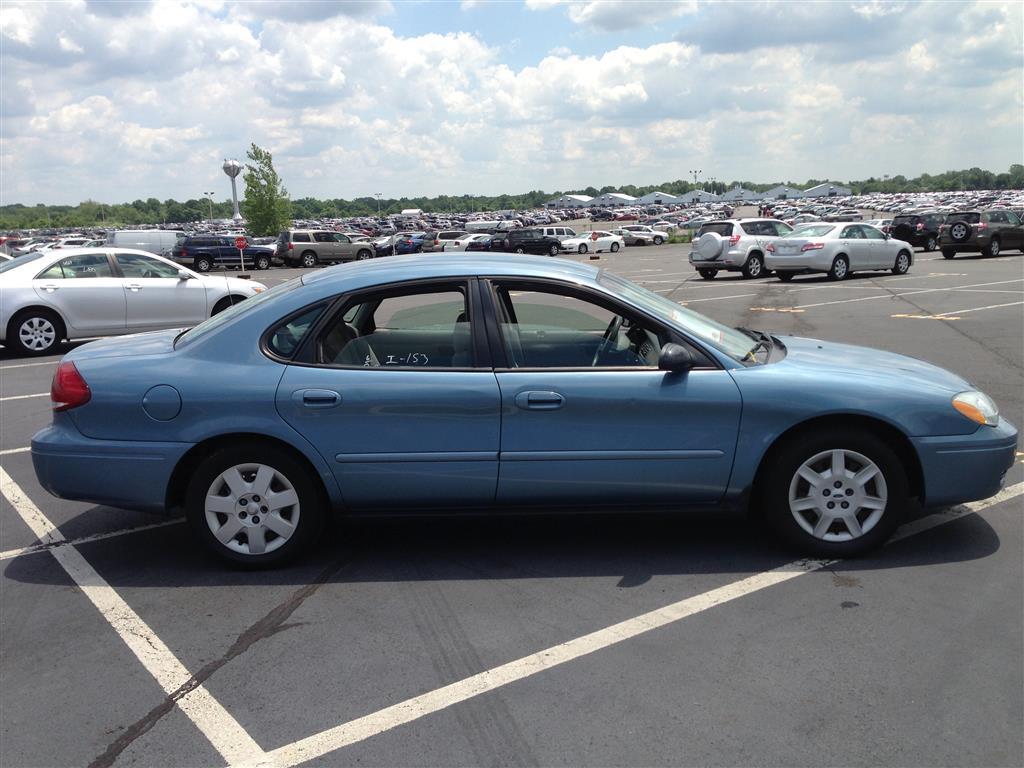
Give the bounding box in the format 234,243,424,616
736,326,774,362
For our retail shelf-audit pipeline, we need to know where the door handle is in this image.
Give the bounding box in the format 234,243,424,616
514,390,565,410
292,389,342,408
41,284,59,292
125,283,143,291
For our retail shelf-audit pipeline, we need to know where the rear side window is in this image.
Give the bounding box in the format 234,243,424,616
266,305,326,359
292,232,312,243
699,223,733,237
956,213,982,224
37,253,114,279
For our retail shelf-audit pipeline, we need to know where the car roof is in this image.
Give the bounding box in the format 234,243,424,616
300,253,599,290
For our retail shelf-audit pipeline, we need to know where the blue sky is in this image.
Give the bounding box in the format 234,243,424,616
1,0,1021,205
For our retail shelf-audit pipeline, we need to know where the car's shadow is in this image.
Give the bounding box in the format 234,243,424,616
4,504,1001,588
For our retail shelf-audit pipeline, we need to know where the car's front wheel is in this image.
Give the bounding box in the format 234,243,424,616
925,235,937,252
610,242,620,252
8,309,64,356
254,255,271,271
653,236,664,245
985,238,1000,258
356,249,373,261
577,244,588,254
186,444,325,567
549,243,559,256
762,429,907,557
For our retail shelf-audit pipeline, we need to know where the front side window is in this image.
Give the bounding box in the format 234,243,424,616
37,253,113,279
318,285,472,368
493,284,665,369
861,226,885,240
116,253,180,277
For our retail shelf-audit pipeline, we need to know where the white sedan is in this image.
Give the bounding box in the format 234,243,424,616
0,248,266,355
561,231,625,254
766,223,914,282
442,233,493,252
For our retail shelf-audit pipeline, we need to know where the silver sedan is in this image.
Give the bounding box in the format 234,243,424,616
765,223,914,282
0,248,266,356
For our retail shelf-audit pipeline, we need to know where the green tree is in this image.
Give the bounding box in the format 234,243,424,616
241,143,291,236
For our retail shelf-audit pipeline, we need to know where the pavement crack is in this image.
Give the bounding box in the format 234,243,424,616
87,551,351,768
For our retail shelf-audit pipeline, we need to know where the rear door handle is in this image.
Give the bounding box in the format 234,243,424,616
125,283,143,291
40,283,59,292
514,391,565,410
293,389,342,408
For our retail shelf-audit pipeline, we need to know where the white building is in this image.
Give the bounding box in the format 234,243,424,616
721,186,765,202
589,192,638,207
677,190,719,204
763,185,805,200
545,194,593,209
803,182,852,198
637,191,681,205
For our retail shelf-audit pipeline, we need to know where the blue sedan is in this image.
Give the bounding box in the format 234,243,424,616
32,255,1017,566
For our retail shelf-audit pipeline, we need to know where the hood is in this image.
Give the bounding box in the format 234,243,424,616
777,336,972,394
64,328,180,362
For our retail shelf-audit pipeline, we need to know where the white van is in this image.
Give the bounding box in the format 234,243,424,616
105,230,183,255
541,226,578,242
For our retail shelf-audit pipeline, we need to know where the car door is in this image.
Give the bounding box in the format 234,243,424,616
838,225,870,269
313,232,339,262
333,233,357,261
32,253,127,334
275,279,500,509
858,224,890,268
114,252,209,329
1005,211,1024,249
487,280,742,505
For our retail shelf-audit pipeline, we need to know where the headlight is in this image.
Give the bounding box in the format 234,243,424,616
952,391,999,426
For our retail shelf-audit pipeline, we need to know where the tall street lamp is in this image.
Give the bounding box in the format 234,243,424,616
203,191,215,223
375,192,382,217
689,169,702,188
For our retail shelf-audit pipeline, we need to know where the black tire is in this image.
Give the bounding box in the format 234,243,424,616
948,221,972,243
698,269,718,280
515,247,526,254
578,244,588,254
185,444,325,568
653,236,664,245
194,256,212,273
941,249,956,260
777,272,795,282
549,243,559,256
760,427,908,558
985,238,1000,258
7,308,64,356
254,256,271,271
356,249,373,261
742,252,764,279
610,242,620,252
300,251,318,268
892,250,911,275
924,235,937,252
828,254,849,281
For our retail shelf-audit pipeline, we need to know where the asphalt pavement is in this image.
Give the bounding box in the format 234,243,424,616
1,242,1022,767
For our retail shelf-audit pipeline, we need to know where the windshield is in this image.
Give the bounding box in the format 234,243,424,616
0,252,46,274
597,271,759,362
175,278,302,349
785,224,835,238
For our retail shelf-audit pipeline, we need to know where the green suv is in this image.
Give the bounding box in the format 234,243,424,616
939,210,1023,259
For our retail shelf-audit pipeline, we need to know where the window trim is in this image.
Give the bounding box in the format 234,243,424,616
480,277,720,372
33,252,117,280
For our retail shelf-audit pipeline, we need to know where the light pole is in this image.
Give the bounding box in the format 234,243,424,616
689,169,702,189
203,192,215,223
222,159,243,222
375,192,382,217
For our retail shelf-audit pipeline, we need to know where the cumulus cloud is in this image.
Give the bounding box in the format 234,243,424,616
527,0,698,31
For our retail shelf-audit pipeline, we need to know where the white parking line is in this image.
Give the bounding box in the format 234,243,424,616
0,360,59,371
0,447,30,456
935,300,1024,317
0,468,268,767
794,279,1024,310
0,392,49,402
0,518,186,562
268,482,1023,767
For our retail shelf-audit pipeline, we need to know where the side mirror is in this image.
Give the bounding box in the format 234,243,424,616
883,233,890,240
177,269,192,281
659,343,695,372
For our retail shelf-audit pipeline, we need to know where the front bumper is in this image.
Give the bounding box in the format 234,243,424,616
912,417,1018,508
32,417,192,514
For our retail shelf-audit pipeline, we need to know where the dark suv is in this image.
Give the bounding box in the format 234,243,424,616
496,228,562,256
939,210,1024,259
170,235,272,272
890,212,947,252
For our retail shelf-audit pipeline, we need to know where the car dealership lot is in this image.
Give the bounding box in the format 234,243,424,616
2,246,1022,767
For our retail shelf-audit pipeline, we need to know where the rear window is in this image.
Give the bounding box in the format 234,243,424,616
786,224,836,238
292,232,311,243
698,223,733,236
954,212,982,224
892,215,918,224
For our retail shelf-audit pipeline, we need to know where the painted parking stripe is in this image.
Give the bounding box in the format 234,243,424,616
0,518,186,562
792,278,1023,310
0,360,59,371
269,482,1024,767
0,392,49,402
893,300,1024,320
0,447,31,456
0,468,268,767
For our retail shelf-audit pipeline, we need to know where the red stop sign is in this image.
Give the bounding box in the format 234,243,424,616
234,236,247,249
590,231,599,242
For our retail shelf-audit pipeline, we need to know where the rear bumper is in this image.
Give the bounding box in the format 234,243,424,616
765,253,832,271
32,419,191,514
912,418,1018,508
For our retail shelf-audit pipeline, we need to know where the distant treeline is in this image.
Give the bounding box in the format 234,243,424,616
3,164,1021,230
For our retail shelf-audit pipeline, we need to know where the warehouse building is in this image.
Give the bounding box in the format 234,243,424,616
803,182,852,197
763,185,805,200
637,191,682,205
545,194,594,209
721,186,765,202
677,189,719,204
589,192,638,207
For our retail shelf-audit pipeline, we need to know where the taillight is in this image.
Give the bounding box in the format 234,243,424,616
915,222,924,230
434,239,440,246
728,234,741,246
801,242,825,251
288,242,294,250
977,222,987,231
766,243,775,252
51,361,91,412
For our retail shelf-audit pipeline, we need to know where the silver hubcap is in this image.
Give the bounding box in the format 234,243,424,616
951,224,967,239
896,254,909,272
748,258,762,276
204,463,300,555
19,317,56,350
990,241,999,256
834,259,847,278
789,449,887,542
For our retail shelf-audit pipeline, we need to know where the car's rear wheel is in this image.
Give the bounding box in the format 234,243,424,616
828,254,849,281
8,309,64,356
610,242,620,252
549,243,559,256
924,235,937,252
698,269,718,280
577,244,588,254
254,255,270,271
186,444,325,567
742,253,764,279
761,428,907,557
356,249,372,261
985,238,1000,258
194,256,212,273
892,250,911,275
653,236,664,245
300,251,318,268
777,272,795,282
515,247,526,254
941,249,956,260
